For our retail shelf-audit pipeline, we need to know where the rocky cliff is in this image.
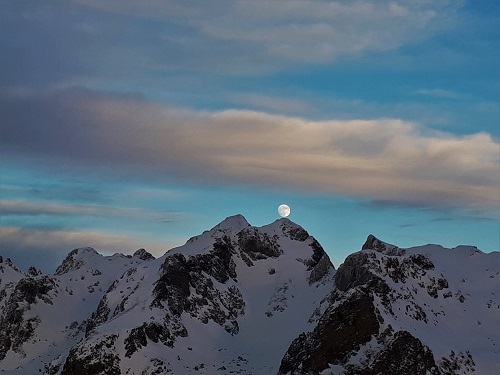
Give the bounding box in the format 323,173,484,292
0,217,498,374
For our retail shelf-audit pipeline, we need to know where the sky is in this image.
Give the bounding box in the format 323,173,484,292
1,0,499,272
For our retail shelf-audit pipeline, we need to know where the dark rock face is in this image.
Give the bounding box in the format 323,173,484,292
85,295,111,336
199,236,238,282
150,244,244,325
133,248,155,261
381,253,435,284
0,258,21,273
279,249,445,375
124,321,185,357
116,239,246,356
55,248,98,275
296,236,334,285
26,266,43,277
334,252,380,292
279,292,380,374
286,226,310,242
308,252,333,284
362,234,388,252
151,253,192,315
438,350,476,374
11,275,56,305
308,239,327,266
120,223,314,360
0,275,56,360
362,234,405,256
2,220,491,374
238,228,282,261
60,334,121,375
0,312,40,361
368,331,439,375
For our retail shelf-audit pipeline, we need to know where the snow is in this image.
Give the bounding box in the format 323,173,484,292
0,248,154,373
368,244,500,374
0,216,498,374
85,215,334,374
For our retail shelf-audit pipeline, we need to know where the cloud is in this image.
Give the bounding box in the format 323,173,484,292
415,88,465,99
231,94,313,115
199,1,448,62
1,0,463,89
0,199,181,221
80,0,453,56
0,182,109,204
0,226,178,273
1,89,498,211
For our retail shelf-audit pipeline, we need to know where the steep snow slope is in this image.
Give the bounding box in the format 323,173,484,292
389,244,500,372
1,217,498,375
0,215,334,374
279,237,499,375
0,248,156,374
56,216,334,375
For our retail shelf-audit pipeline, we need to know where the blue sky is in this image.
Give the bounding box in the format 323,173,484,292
1,0,499,272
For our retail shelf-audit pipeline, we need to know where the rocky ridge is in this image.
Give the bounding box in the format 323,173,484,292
0,216,498,374
279,239,499,374
0,216,335,374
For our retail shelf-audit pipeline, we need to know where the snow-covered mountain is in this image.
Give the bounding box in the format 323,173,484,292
279,235,500,374
0,215,498,374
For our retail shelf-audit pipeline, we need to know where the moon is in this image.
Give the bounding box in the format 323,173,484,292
278,204,291,218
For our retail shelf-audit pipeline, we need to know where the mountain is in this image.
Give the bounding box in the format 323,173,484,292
279,237,499,374
0,215,498,374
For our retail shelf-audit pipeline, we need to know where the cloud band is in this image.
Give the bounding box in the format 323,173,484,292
1,89,498,210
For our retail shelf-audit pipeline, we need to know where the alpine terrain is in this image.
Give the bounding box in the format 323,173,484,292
0,215,498,374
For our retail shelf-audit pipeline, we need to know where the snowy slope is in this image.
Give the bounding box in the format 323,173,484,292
384,244,500,373
0,215,334,374
0,248,155,374
279,237,500,375
1,217,498,375
60,216,334,375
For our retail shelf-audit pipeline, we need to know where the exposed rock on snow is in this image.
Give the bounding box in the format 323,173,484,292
0,218,497,375
279,236,499,374
132,248,155,261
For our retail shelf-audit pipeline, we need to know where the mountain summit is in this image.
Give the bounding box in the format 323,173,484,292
0,216,498,374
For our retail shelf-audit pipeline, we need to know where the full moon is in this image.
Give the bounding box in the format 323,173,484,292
278,204,291,218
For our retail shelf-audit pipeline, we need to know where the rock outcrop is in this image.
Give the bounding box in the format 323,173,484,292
1,224,498,375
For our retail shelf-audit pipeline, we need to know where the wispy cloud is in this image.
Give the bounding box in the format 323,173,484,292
1,89,498,211
0,199,181,221
231,93,313,115
415,88,465,99
199,1,446,62
1,0,463,90
0,226,179,272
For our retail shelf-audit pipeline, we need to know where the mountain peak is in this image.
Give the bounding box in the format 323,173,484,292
71,247,99,256
362,234,404,255
54,247,100,275
274,217,301,228
211,214,251,232
1,219,498,374
0,256,22,274
133,248,155,261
